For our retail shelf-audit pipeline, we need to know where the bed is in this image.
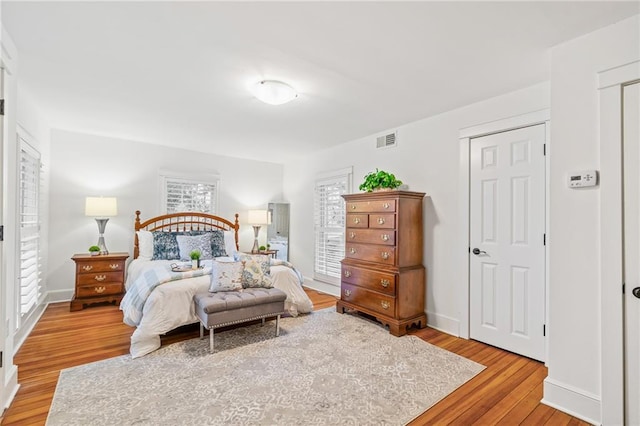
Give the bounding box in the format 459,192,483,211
120,210,313,358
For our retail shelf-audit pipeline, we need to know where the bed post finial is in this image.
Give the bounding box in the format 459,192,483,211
234,213,240,251
135,210,141,231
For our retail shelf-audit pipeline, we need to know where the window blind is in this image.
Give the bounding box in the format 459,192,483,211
313,172,350,285
163,177,218,214
19,141,42,318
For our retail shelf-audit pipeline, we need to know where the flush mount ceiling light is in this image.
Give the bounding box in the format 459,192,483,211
250,80,298,105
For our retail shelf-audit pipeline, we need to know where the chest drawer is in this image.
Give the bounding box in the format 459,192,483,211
347,214,369,228
77,271,123,286
76,260,125,274
346,229,395,246
345,243,396,265
341,283,395,317
76,282,123,298
346,199,396,213
368,214,395,229
341,264,396,295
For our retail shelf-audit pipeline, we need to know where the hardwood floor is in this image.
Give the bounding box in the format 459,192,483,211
1,289,587,425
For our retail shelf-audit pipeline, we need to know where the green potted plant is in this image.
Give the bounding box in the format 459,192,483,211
358,169,403,192
189,249,201,269
88,245,101,256
259,245,267,252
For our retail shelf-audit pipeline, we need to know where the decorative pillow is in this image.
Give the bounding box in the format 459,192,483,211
176,234,213,260
223,231,238,257
209,260,243,292
151,232,181,260
209,230,227,258
137,230,153,260
235,253,272,288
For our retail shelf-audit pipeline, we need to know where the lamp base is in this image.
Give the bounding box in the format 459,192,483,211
95,218,110,254
251,225,261,254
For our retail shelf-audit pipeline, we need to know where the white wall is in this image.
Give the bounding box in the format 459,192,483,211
46,130,283,298
543,15,640,424
284,81,550,333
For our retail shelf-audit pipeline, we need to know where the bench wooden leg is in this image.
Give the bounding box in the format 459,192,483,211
261,318,265,326
276,314,281,337
209,328,214,354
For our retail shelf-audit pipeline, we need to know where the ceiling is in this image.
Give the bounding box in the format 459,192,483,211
2,2,639,163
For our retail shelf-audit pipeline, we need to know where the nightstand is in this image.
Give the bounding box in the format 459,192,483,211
70,252,129,311
251,250,278,259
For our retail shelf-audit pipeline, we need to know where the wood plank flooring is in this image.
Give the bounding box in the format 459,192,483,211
1,289,587,425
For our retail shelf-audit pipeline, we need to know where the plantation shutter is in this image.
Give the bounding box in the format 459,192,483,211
163,177,218,214
313,169,351,285
19,140,42,317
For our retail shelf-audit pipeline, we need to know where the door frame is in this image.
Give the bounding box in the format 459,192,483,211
598,60,640,426
457,109,550,363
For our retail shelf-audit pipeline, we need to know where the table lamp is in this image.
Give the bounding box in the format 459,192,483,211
85,197,118,254
248,209,271,254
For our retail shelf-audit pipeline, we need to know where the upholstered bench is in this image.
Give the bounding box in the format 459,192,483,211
194,288,287,353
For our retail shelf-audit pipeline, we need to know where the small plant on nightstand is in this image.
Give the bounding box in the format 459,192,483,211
259,245,266,252
190,250,201,269
88,245,101,256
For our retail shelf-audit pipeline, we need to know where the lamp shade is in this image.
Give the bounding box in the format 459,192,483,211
248,209,270,225
250,80,298,105
85,197,118,217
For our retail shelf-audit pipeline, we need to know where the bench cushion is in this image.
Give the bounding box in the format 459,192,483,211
194,288,287,328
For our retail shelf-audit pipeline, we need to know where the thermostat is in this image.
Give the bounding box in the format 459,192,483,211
568,170,598,188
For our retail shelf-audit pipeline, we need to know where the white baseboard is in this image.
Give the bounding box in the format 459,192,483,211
46,289,73,303
2,365,19,413
302,279,340,297
426,310,460,337
542,377,601,425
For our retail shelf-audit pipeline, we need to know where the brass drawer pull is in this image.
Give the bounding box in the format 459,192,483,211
380,279,390,288
383,203,390,209
381,234,389,242
354,217,361,224
350,247,357,254
377,217,385,225
109,263,120,270
94,275,107,282
344,289,352,297
351,205,356,210
344,270,351,278
381,252,390,260
82,265,93,272
94,286,106,294
381,301,390,310
349,232,356,239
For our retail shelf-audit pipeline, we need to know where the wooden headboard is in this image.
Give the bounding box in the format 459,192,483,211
133,210,240,259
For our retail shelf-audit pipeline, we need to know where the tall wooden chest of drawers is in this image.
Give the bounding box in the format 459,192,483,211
336,190,426,336
71,252,129,311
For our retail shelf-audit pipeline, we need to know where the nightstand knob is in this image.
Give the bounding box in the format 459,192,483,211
377,217,385,225
349,232,356,239
381,234,389,242
109,263,120,270
94,275,106,282
380,279,390,288
383,203,390,209
82,265,93,272
354,217,361,224
344,289,352,297
381,252,390,260
351,205,356,210
381,301,390,310
344,270,351,278
94,286,106,294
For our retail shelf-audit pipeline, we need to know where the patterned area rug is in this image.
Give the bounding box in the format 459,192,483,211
47,310,484,425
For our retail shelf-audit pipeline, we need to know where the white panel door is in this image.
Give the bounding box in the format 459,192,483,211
623,81,640,426
470,124,546,361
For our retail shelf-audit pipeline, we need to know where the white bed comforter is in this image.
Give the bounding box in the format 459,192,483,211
121,258,313,358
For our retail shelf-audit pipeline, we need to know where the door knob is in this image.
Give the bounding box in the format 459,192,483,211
633,287,640,299
472,248,487,256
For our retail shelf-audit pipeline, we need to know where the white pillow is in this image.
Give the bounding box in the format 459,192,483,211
209,260,243,292
137,230,153,260
224,230,238,257
176,234,213,260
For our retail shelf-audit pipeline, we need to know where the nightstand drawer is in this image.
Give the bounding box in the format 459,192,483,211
76,260,125,274
77,271,123,286
76,283,123,298
346,200,396,213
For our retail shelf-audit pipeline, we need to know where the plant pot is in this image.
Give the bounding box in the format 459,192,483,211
191,259,200,269
90,252,100,256
373,187,393,192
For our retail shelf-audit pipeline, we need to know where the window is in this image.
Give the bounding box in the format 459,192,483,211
313,167,352,285
161,175,219,214
18,138,42,320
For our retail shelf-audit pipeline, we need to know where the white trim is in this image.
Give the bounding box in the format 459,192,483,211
426,311,460,337
457,109,550,350
45,289,73,303
302,278,340,297
597,59,640,426
1,366,18,412
542,378,601,425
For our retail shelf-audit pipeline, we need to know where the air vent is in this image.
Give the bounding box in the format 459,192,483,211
376,132,397,149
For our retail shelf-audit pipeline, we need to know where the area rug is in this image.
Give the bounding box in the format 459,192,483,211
47,309,484,425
